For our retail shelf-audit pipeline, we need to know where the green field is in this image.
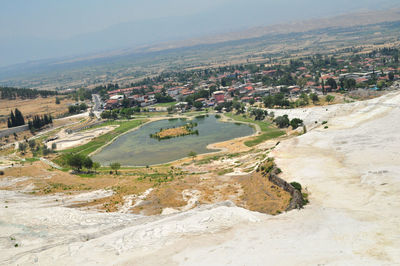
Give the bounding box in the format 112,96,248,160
152,102,177,108
225,113,285,147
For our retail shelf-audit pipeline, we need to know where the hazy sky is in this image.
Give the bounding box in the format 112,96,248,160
0,0,229,39
0,0,399,67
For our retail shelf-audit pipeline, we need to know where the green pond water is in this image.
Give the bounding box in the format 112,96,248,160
91,115,254,166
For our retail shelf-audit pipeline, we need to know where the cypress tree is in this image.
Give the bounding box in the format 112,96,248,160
14,108,25,126
10,110,16,127
7,118,12,128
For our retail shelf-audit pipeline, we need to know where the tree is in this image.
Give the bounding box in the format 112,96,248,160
67,153,86,172
251,108,266,121
83,157,93,171
344,78,356,90
10,110,16,127
18,142,27,154
188,151,197,161
28,140,36,151
42,145,51,156
310,93,319,104
249,98,255,105
274,115,290,128
233,101,241,111
193,101,203,110
326,78,337,91
55,97,61,104
14,109,25,126
290,118,303,129
110,162,121,174
263,95,274,108
80,103,88,111
93,162,101,173
297,78,307,89
214,105,223,113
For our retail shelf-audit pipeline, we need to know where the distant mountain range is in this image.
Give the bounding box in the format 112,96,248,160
0,8,399,90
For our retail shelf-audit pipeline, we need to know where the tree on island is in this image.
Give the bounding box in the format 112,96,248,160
110,162,121,175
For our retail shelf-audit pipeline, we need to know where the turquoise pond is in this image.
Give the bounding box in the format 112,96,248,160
91,115,255,166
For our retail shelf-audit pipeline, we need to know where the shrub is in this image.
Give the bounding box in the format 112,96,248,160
290,182,302,191
290,118,303,129
0,171,4,175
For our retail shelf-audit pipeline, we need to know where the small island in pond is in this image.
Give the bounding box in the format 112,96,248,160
150,122,199,140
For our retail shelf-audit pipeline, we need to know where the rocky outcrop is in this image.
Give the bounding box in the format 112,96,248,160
268,170,304,211
259,164,305,211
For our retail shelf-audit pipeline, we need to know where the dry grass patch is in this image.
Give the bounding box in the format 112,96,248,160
0,96,76,129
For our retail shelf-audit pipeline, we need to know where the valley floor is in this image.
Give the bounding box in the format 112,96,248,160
1,91,400,265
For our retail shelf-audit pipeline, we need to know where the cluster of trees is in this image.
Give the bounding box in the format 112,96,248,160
215,101,234,112
274,115,303,129
100,106,140,120
17,139,53,156
339,78,357,90
28,114,53,131
101,110,118,120
7,109,25,128
0,87,57,100
263,93,290,108
63,153,121,174
68,103,87,114
250,108,268,120
154,92,175,103
64,153,100,173
184,89,211,106
74,88,92,102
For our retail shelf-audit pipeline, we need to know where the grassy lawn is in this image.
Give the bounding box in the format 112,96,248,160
244,131,285,147
152,102,176,108
61,119,146,157
225,113,285,147
224,113,271,131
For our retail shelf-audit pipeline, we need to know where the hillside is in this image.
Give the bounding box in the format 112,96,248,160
0,9,399,90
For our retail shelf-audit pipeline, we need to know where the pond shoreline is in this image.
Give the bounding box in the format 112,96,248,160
91,114,257,167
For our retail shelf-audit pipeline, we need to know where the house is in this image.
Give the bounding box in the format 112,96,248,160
105,99,119,110
213,91,225,102
195,98,206,104
109,94,124,101
175,102,189,111
290,87,301,95
241,96,252,103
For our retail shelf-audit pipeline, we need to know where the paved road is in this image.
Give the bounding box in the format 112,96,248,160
92,94,103,119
